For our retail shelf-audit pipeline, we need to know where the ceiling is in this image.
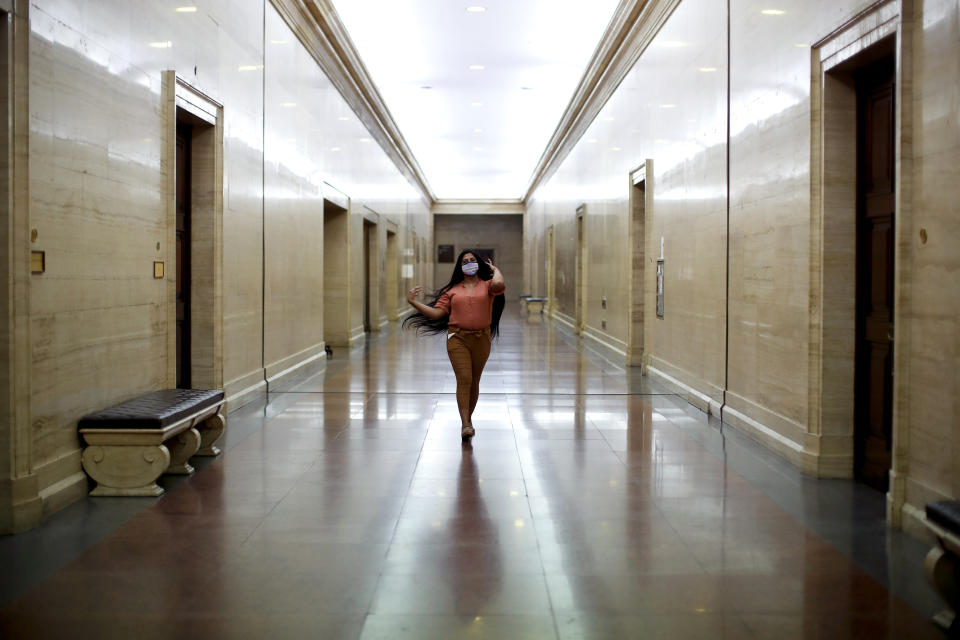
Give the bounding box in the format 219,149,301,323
330,0,623,200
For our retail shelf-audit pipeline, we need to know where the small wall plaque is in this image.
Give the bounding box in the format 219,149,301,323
153,261,165,279
437,244,454,263
31,251,45,274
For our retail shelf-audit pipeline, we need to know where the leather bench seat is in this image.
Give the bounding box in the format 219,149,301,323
79,389,224,430
928,501,960,533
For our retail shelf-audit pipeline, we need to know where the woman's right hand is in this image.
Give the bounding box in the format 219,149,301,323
407,285,422,304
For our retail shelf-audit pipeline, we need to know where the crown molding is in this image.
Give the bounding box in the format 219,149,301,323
432,200,525,215
269,0,437,203
522,0,681,202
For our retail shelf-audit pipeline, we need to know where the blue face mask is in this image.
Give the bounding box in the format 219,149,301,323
461,261,479,276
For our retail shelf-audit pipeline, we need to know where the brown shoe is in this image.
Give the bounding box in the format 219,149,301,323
461,425,475,440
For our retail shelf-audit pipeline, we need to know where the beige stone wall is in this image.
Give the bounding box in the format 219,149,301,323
528,0,728,400
896,0,960,536
432,214,523,298
526,0,960,535
1,0,431,531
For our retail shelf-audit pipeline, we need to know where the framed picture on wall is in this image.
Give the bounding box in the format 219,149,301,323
437,244,455,263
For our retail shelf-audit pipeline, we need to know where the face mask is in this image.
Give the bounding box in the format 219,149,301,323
461,262,479,276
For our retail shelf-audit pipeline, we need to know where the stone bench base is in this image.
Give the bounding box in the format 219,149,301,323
80,403,224,497
925,502,960,634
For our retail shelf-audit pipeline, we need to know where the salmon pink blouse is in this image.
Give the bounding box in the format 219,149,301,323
434,279,503,330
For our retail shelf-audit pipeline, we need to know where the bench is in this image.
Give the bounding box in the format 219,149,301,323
925,500,960,633
79,389,225,497
522,297,547,315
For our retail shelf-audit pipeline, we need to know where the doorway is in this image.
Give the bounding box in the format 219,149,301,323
323,198,349,346
575,205,586,335
175,121,192,388
363,220,376,332
546,225,555,315
854,53,896,491
628,165,648,366
386,229,398,321
164,72,224,391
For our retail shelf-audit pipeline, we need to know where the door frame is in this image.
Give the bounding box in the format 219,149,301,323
808,2,913,520
163,72,223,390
627,161,652,367
575,204,586,335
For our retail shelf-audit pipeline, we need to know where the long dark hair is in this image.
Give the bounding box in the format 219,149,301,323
403,249,506,338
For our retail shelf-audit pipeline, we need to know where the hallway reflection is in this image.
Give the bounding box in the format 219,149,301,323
0,310,945,639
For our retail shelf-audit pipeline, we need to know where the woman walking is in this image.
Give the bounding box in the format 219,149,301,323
404,250,505,441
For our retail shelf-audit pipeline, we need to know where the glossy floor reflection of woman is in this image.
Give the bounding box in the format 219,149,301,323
404,249,505,440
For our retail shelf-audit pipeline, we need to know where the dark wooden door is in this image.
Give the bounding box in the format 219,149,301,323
854,58,895,491
363,222,372,332
176,122,192,388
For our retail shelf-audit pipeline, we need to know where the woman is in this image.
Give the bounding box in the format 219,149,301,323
404,250,505,441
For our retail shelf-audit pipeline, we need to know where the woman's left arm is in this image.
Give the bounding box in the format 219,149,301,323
487,259,505,295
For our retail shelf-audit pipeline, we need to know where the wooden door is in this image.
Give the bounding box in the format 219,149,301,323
575,207,584,333
175,122,192,388
854,58,895,491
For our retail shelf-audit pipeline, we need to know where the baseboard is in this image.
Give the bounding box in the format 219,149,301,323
350,324,365,345
266,346,327,393
551,310,576,331
582,325,627,359
900,502,936,544
224,368,267,413
265,342,327,390
0,474,42,534
645,364,721,414
39,471,88,517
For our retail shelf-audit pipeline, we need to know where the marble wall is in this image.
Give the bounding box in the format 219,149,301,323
432,214,524,298
525,0,960,534
1,0,430,531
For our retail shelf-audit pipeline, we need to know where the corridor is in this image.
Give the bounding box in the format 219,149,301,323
0,309,943,639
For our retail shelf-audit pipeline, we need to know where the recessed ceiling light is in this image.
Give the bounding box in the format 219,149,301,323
468,65,485,71
587,139,598,143
238,65,259,71
660,41,687,48
359,137,372,142
175,6,197,12
660,104,676,109
761,9,786,15
338,116,350,121
330,147,341,152
794,43,808,48
149,41,173,48
610,146,622,151
603,116,615,122
699,67,717,72
473,128,483,133
270,40,289,45
281,102,296,107
466,6,486,12
473,146,485,151
471,102,483,107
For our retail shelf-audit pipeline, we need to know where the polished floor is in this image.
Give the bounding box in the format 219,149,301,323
0,308,946,639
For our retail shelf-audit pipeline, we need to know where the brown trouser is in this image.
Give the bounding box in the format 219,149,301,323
446,326,491,427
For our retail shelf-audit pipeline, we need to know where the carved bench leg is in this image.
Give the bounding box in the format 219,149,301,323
195,412,225,457
81,444,171,496
925,545,959,632
165,428,201,475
